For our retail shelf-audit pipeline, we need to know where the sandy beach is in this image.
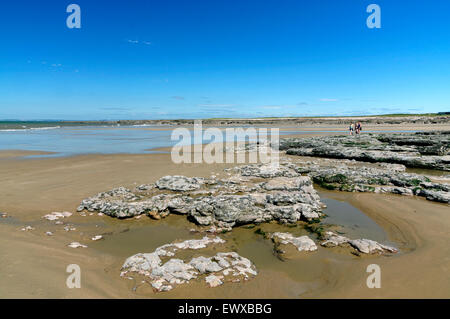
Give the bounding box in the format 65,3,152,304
1,124,449,299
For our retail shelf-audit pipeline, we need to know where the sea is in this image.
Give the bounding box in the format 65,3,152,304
0,121,416,157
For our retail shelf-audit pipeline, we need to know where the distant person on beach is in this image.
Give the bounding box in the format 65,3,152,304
349,123,354,135
355,122,362,135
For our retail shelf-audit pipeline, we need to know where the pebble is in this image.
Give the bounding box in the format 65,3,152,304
43,212,72,221
68,242,87,248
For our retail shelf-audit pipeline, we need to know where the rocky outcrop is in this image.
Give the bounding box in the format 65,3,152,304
155,176,204,191
267,230,398,256
297,160,449,204
281,132,450,171
77,189,188,218
271,232,317,252
321,231,397,254
78,163,326,227
376,132,449,156
233,162,300,178
120,236,257,292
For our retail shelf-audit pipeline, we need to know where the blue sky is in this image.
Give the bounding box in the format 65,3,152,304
0,0,449,120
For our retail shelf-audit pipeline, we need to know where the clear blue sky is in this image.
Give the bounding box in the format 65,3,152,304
0,0,449,120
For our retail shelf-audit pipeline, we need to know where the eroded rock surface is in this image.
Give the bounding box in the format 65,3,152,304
297,159,449,204
281,132,450,171
78,163,326,226
321,231,397,254
120,236,257,292
271,232,317,252
155,176,204,192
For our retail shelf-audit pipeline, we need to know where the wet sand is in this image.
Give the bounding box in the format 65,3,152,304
0,150,55,159
308,191,450,298
1,127,449,298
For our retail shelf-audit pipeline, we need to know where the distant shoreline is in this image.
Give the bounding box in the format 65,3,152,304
1,113,450,129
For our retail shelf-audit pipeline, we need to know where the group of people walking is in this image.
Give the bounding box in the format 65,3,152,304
349,122,362,136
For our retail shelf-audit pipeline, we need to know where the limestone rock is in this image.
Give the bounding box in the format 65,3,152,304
271,232,317,252
321,231,397,254
121,236,257,292
68,242,87,248
43,211,72,221
155,176,204,191
295,159,449,204
205,274,224,287
231,163,300,178
348,239,398,254
78,164,325,226
189,256,223,274
282,132,450,171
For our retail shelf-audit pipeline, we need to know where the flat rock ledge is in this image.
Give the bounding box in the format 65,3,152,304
271,232,317,252
120,236,257,292
155,176,205,191
269,231,396,256
297,159,449,204
77,163,325,228
321,231,398,254
281,132,450,171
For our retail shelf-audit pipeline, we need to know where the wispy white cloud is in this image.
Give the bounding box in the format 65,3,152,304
127,39,152,45
172,96,185,100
